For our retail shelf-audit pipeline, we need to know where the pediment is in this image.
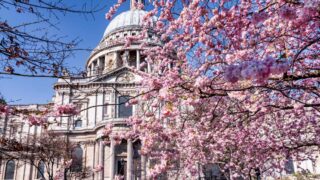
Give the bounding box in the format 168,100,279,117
90,67,138,84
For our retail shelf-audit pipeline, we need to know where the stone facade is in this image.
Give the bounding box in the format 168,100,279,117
0,3,157,180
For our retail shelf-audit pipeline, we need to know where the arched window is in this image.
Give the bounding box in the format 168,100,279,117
4,160,15,180
118,96,132,118
285,157,295,174
74,119,82,128
37,161,45,179
70,146,83,172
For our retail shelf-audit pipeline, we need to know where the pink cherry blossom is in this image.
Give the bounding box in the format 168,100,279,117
93,164,104,172
279,6,297,20
114,175,124,180
0,104,10,115
54,104,79,116
105,0,125,20
251,11,268,24
103,124,113,136
27,115,47,126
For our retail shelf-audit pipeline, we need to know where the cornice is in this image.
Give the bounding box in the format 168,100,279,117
49,119,130,137
54,67,141,91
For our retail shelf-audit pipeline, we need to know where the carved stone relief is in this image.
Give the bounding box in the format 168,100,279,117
116,72,134,83
106,58,115,70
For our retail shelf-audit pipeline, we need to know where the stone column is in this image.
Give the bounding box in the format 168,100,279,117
136,50,140,70
127,139,133,180
141,155,147,180
111,91,116,118
147,62,151,73
110,137,115,180
87,67,91,77
99,140,105,179
90,64,94,76
122,50,129,66
104,54,109,72
97,58,100,68
98,58,102,75
114,52,119,69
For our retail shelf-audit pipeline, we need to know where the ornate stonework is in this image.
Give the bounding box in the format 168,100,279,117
116,72,134,83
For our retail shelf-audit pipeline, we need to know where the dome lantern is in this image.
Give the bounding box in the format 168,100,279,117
130,0,145,10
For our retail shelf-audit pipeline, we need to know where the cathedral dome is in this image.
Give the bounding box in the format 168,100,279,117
103,9,156,37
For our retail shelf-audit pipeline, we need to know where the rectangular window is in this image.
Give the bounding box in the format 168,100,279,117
74,120,82,128
285,158,295,174
103,93,109,119
70,147,83,172
103,105,108,117
117,159,127,177
36,161,45,179
118,96,132,118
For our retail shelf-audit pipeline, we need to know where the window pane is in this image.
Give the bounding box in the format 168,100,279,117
5,160,15,180
117,159,127,177
37,161,45,179
118,96,132,118
285,158,295,174
75,120,82,128
103,97,108,117
70,147,83,172
103,105,108,117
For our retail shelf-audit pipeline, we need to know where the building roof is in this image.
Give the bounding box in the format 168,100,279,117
103,9,156,37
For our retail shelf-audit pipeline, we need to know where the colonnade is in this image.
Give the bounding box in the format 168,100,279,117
87,50,151,77
98,137,147,180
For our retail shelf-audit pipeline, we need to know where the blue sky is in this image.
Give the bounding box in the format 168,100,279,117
0,0,134,104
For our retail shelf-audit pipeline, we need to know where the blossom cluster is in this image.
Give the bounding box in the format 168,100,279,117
54,104,79,116
93,164,104,172
103,124,113,136
114,175,124,180
53,159,72,180
224,57,290,84
27,115,47,126
105,0,126,20
0,104,10,115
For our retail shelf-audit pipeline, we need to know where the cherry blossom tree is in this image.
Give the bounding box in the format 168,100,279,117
105,0,320,179
0,0,107,77
0,131,91,180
